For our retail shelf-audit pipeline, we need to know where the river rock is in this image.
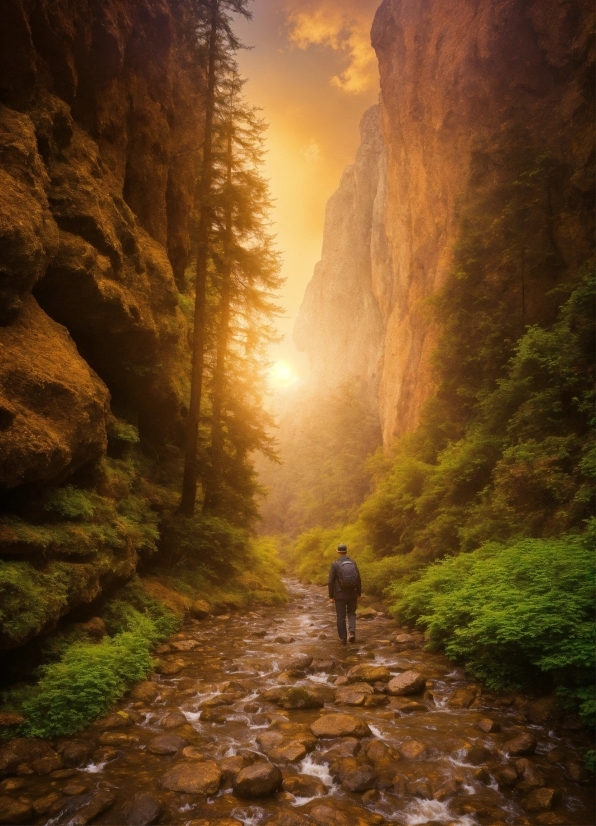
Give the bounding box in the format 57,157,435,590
147,734,188,755
63,783,88,795
462,744,492,765
447,688,476,709
477,717,500,733
32,792,62,816
181,747,204,761
155,659,185,676
161,711,187,730
357,607,378,619
393,633,420,648
387,670,426,696
97,711,131,730
398,740,427,759
0,796,34,825
172,639,199,651
0,780,26,794
278,687,325,710
281,654,313,676
122,793,162,826
159,761,222,794
233,762,283,798
283,773,327,798
220,755,247,784
534,815,569,825
334,676,350,687
320,738,361,760
311,714,371,739
191,599,210,619
69,790,116,826
504,732,537,756
270,741,307,763
364,694,389,708
520,787,558,812
56,740,93,768
515,757,546,792
268,812,313,826
564,759,587,783
0,738,63,776
98,732,139,747
497,766,519,787
407,779,433,799
347,664,390,683
341,765,378,793
130,682,159,703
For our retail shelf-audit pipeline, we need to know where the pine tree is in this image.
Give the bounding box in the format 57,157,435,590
179,0,252,515
202,65,283,522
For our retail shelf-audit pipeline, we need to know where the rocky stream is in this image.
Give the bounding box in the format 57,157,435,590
0,581,593,826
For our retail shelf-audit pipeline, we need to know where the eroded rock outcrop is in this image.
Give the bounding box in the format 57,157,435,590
0,0,204,640
295,0,594,446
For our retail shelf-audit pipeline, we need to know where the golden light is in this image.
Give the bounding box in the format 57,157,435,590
269,360,300,389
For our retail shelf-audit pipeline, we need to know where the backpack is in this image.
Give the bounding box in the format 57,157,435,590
336,558,358,590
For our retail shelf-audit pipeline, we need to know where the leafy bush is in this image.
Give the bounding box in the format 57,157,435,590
394,528,595,723
21,588,179,738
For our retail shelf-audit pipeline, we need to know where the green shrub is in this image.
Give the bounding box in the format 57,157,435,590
394,527,595,723
22,589,179,738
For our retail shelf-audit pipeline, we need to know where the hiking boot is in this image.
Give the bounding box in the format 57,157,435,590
348,634,356,643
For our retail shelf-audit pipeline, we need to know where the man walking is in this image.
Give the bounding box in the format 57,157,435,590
328,544,361,645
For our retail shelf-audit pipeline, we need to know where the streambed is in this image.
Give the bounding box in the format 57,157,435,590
0,580,593,826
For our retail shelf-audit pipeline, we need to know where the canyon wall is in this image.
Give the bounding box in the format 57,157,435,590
295,0,594,446
0,0,203,644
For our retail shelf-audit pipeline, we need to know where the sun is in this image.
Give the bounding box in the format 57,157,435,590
268,360,300,389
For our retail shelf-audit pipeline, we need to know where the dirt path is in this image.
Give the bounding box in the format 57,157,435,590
0,580,593,826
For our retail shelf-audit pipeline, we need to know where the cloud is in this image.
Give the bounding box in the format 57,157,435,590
284,1,379,94
302,139,321,162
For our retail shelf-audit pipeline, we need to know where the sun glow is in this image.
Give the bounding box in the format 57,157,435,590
269,360,300,389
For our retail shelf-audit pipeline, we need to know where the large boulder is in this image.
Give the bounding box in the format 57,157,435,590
233,762,283,798
0,296,109,491
159,761,222,795
310,714,371,739
387,671,426,696
0,738,62,776
0,796,34,825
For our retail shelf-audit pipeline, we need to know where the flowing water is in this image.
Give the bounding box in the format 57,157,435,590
4,580,593,826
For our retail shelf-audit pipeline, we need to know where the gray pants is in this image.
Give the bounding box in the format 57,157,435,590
334,596,357,641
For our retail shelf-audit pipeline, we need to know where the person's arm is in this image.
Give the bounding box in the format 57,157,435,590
328,562,336,600
356,566,362,598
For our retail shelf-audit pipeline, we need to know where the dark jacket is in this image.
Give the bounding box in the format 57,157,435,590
328,555,362,599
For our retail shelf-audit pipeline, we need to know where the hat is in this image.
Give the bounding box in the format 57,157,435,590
337,544,348,553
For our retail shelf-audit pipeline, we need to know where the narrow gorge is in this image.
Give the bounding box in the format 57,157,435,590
0,0,594,824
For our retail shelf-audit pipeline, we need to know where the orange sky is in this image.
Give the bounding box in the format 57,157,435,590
234,0,381,379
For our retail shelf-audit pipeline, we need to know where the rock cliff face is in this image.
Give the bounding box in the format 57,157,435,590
0,0,203,642
295,0,594,446
294,105,390,404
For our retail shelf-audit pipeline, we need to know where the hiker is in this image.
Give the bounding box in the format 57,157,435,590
328,543,361,645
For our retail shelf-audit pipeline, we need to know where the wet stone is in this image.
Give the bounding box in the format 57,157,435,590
387,670,426,696
520,787,558,812
0,738,62,776
447,687,476,708
0,779,26,793
160,711,187,730
181,746,204,760
130,682,160,703
0,713,25,728
233,762,283,798
220,755,247,784
68,789,117,826
398,740,427,759
96,711,131,730
347,664,390,683
147,734,188,755
56,739,94,767
477,717,500,733
32,791,62,816
122,792,162,826
159,760,222,794
64,783,88,795
504,731,537,756
311,714,371,739
98,732,139,746
283,773,327,798
0,795,34,824
341,764,378,793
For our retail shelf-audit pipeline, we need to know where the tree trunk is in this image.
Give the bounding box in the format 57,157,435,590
179,0,219,515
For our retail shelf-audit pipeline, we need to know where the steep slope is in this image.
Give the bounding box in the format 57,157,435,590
372,0,594,443
0,0,204,646
294,104,390,404
294,0,594,447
